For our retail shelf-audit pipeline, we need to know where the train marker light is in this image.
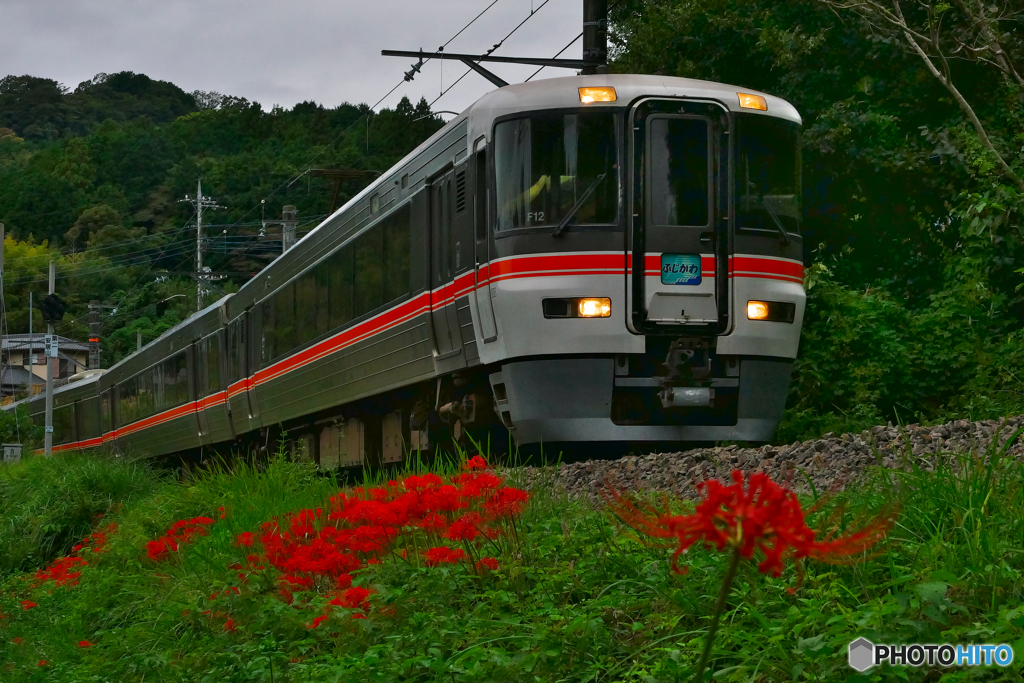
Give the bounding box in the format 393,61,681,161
579,87,616,103
747,301,770,320
578,298,612,318
737,93,768,111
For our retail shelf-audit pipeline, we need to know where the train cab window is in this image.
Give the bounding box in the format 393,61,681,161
649,117,711,227
735,115,801,235
494,111,618,231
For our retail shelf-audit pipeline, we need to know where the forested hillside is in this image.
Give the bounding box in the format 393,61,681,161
610,0,1024,438
1,0,1021,441
0,72,442,364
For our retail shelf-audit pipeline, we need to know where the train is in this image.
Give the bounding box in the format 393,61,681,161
7,74,805,466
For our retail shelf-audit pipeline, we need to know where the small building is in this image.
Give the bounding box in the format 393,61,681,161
1,334,91,399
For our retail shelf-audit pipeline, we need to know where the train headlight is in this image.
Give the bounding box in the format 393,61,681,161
737,93,768,111
747,300,796,323
579,87,616,104
578,298,612,317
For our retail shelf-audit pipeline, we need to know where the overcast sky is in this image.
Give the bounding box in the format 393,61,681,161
0,0,587,115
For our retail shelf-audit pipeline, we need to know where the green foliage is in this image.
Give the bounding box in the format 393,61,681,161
0,404,41,448
0,445,1022,681
0,452,160,578
0,74,443,366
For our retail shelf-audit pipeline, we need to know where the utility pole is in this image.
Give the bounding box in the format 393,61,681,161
282,205,298,253
44,261,55,457
88,301,100,370
0,224,4,386
179,181,224,313
137,331,142,353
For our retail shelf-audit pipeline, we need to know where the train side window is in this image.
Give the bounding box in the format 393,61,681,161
120,377,138,425
353,224,383,317
206,334,221,395
382,204,411,303
274,282,296,358
314,260,330,338
226,321,238,382
139,370,155,418
330,244,354,329
475,150,488,241
295,271,318,348
101,392,111,434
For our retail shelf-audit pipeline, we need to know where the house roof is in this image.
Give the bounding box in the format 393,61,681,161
1,334,91,353
1,365,44,386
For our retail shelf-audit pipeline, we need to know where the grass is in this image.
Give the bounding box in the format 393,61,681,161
0,435,1022,682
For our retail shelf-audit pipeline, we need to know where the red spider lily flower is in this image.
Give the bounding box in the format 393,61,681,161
307,614,330,629
444,513,482,542
224,618,236,632
335,573,353,590
483,487,530,518
465,455,488,470
21,600,37,610
226,586,240,595
167,517,214,542
424,546,465,566
339,586,373,610
477,557,499,572
403,473,443,491
209,591,219,601
453,471,504,498
417,511,448,533
235,532,255,547
38,661,47,666
12,637,24,645
78,640,92,648
606,470,896,580
146,536,180,562
34,556,87,587
219,506,227,520
351,613,367,620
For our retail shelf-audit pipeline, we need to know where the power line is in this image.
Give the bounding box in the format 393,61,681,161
525,31,584,81
429,0,555,108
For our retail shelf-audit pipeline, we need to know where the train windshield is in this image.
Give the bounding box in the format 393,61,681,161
735,115,801,235
494,111,618,231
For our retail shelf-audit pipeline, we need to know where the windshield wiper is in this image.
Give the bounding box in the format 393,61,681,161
553,173,607,237
746,182,791,244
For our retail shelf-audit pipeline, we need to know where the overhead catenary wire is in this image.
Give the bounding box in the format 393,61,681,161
429,0,555,108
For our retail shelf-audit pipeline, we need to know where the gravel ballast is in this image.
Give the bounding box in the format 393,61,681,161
518,415,1024,502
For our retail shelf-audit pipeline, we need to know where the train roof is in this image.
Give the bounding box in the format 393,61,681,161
270,73,801,287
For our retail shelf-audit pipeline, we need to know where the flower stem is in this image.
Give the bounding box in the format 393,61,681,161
693,547,742,683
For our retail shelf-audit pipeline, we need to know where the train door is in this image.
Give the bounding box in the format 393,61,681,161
428,167,463,359
472,144,498,342
629,99,730,334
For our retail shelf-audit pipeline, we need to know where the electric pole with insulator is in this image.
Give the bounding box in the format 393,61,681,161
179,181,224,312
39,261,66,456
